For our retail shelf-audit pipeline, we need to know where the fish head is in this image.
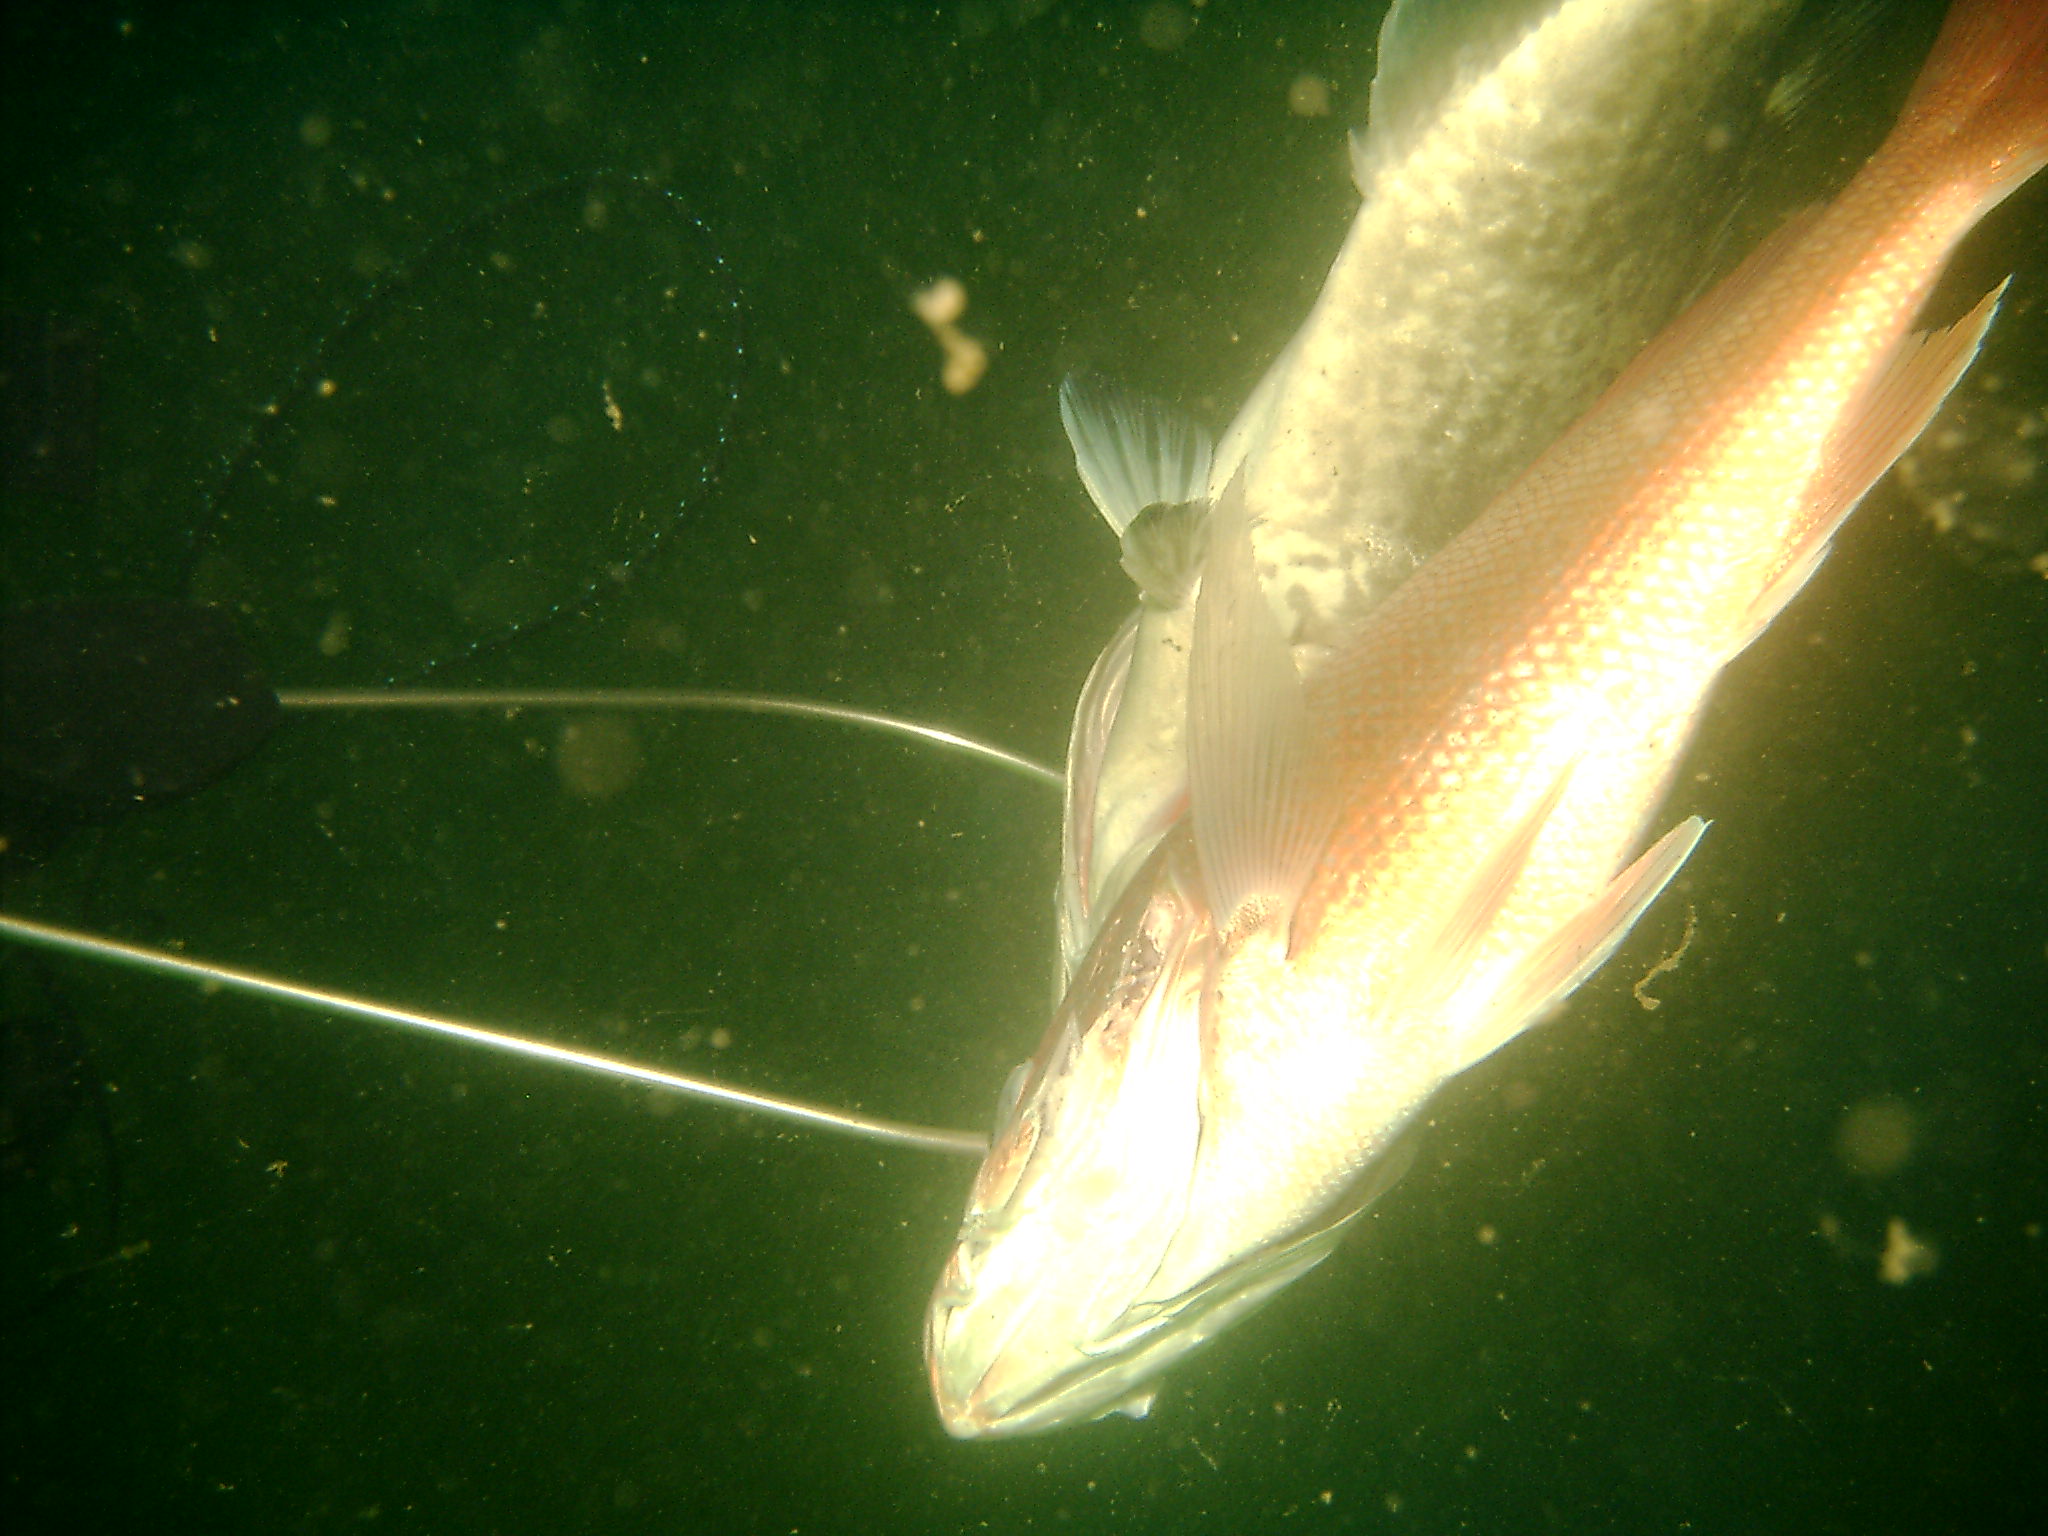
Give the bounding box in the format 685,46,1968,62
925,827,1210,1436
926,827,1378,1438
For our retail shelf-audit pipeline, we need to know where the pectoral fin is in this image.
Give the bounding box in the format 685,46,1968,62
1186,469,1333,934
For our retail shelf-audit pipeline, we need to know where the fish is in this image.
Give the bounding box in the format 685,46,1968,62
926,0,2048,1439
1053,0,1811,976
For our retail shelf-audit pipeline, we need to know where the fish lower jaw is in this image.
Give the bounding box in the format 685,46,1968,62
926,1219,1350,1439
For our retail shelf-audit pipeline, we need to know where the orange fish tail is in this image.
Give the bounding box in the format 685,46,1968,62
1896,0,2048,207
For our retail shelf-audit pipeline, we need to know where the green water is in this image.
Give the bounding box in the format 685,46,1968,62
3,2,2044,1530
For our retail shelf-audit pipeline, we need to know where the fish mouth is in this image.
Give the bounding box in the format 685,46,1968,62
926,1201,1374,1439
926,1129,1420,1439
925,1289,1169,1440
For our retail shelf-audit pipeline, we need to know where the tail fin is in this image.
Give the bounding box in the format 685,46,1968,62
1897,0,2048,209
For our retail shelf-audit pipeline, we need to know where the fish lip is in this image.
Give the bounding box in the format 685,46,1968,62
927,1147,1412,1438
922,1253,1237,1440
927,1279,1138,1440
925,1295,1007,1439
928,1276,1236,1439
926,1312,1131,1440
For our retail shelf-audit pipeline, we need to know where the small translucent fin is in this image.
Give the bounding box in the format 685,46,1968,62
1059,372,1214,537
1686,0,1909,292
1460,815,1707,1069
1346,126,1372,196
1186,471,1331,932
992,1060,1032,1130
1059,614,1140,974
1119,498,1210,607
1111,1388,1158,1422
1312,1123,1419,1242
1737,282,2004,653
1377,762,1574,1026
1756,2,1893,126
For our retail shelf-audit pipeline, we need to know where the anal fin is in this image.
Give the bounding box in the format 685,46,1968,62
1457,814,1707,1069
1734,282,2005,653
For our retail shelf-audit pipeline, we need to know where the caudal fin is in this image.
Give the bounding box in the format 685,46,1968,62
1897,0,2048,209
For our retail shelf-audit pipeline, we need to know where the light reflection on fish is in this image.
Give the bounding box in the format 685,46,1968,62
1053,0,1811,978
928,0,2048,1438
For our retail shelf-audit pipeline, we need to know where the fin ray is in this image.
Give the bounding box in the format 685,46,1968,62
1735,281,2003,652
1187,472,1332,930
1458,815,1707,1069
1059,372,1213,537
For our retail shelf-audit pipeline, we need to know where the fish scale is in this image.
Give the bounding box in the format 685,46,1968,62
1248,0,2047,1274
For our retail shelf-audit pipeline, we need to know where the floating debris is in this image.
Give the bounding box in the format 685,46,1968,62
1878,1218,1939,1286
911,276,989,395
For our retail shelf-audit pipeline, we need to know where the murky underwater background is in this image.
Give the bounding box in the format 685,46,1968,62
3,1,2044,1530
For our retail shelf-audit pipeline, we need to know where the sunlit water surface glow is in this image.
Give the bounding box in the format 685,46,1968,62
2,2,2044,1530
